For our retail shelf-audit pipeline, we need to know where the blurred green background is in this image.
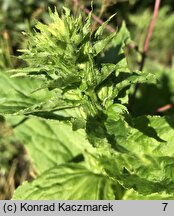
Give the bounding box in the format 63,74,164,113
1,0,174,199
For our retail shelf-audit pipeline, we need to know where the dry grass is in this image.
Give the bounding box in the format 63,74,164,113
0,143,35,200
0,116,36,200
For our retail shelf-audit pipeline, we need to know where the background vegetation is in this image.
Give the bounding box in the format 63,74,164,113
1,0,174,199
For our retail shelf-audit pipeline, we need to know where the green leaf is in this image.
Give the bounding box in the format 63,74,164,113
97,63,118,85
106,103,128,120
13,164,117,200
111,71,157,103
101,115,174,197
122,189,174,200
93,32,116,56
14,118,92,174
97,21,131,65
112,21,131,48
94,14,116,38
116,71,157,94
0,72,53,115
0,72,86,123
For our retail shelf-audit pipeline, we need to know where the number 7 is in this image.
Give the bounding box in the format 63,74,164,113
162,203,168,211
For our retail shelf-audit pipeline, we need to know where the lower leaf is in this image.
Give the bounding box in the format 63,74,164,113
13,163,118,200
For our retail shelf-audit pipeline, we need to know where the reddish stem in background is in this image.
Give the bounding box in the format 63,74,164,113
73,0,115,32
139,0,161,70
157,104,174,113
143,0,161,55
146,0,174,113
129,0,161,111
151,0,173,113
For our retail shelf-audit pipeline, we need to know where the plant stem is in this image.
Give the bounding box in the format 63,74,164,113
157,103,174,113
129,0,161,111
143,0,161,55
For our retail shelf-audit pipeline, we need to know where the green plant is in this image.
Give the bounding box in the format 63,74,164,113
0,0,71,69
1,7,174,200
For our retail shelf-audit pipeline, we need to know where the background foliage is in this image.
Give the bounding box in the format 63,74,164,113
1,0,174,199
